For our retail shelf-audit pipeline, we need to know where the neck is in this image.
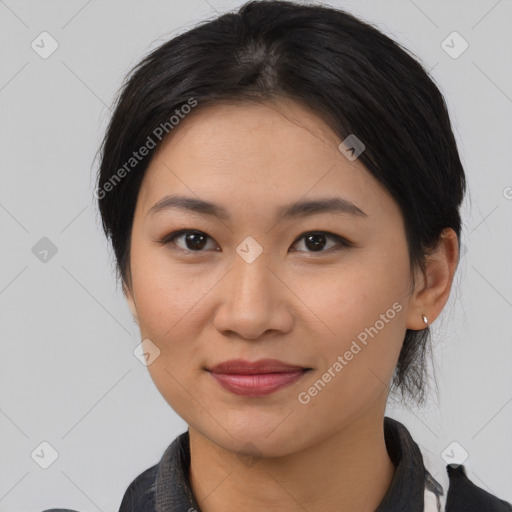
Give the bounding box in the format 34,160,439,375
188,405,395,512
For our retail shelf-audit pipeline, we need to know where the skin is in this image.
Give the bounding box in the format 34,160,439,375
124,98,459,512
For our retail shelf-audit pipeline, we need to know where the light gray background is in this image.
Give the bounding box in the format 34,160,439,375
1,0,511,510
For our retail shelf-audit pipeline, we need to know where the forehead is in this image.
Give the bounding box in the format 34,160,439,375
136,99,397,223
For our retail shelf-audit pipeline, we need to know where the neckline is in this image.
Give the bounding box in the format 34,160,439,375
154,416,443,512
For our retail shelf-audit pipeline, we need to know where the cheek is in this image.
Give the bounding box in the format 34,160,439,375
130,242,208,339
298,259,408,400
130,255,210,419
296,301,406,427
295,252,407,336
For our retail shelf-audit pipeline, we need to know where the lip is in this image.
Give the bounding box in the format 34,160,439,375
206,359,312,397
208,358,308,374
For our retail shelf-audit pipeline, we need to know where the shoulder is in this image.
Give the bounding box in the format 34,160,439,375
445,464,512,511
118,463,158,512
41,465,158,512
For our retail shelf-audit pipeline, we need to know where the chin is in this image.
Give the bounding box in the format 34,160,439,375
197,417,312,459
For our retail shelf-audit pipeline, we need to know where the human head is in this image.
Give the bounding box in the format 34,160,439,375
96,0,465,429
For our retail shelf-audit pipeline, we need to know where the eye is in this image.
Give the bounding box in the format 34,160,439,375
290,231,352,253
160,229,219,254
159,229,352,255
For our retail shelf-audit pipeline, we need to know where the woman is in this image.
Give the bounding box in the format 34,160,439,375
46,1,511,511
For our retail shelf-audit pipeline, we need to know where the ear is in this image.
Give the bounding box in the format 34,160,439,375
123,281,138,324
406,227,460,330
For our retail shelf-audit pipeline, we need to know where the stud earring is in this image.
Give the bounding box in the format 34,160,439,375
421,313,428,326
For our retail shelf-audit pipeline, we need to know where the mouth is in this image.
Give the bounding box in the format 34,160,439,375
206,359,313,397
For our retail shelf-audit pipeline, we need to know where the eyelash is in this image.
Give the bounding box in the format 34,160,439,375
158,229,353,255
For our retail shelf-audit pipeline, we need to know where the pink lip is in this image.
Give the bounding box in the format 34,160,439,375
207,359,311,397
209,371,308,396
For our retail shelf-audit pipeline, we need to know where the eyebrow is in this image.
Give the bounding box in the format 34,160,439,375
147,194,368,221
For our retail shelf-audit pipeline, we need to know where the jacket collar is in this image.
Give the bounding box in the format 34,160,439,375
377,416,443,511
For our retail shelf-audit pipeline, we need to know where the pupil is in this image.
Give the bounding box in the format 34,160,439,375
305,234,325,251
186,232,207,250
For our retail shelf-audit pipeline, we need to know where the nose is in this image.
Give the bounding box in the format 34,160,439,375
212,253,294,341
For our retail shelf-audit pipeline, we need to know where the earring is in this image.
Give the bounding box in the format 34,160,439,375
421,313,428,326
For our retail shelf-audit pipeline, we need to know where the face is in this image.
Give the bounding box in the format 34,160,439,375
125,98,423,457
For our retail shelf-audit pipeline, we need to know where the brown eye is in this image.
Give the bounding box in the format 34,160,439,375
290,231,352,253
161,230,218,253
